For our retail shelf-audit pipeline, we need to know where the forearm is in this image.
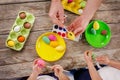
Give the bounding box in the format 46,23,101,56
108,60,120,70
82,0,103,20
57,73,70,80
27,73,38,80
87,62,102,80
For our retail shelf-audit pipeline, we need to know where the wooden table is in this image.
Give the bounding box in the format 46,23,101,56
0,0,120,79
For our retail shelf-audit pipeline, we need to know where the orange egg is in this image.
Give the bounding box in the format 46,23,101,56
18,36,25,42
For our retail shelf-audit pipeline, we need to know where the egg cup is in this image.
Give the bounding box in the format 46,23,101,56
6,11,35,51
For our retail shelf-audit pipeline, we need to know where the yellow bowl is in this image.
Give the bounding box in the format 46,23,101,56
36,32,66,62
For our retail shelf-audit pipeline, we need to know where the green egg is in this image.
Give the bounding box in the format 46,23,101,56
92,53,96,60
80,1,86,8
42,36,50,44
91,28,96,35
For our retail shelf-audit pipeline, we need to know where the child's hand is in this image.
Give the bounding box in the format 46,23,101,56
68,15,90,36
49,0,64,27
96,56,110,65
32,59,42,76
84,50,93,64
51,65,64,77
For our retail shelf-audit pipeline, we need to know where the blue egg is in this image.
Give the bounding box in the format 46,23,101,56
91,28,96,35
42,36,50,44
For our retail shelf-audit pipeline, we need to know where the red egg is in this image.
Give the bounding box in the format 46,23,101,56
24,22,31,29
19,12,26,19
68,0,73,3
101,30,107,35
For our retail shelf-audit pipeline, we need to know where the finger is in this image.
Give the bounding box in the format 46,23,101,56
73,27,83,36
67,24,75,31
52,17,64,27
58,11,65,24
33,58,41,65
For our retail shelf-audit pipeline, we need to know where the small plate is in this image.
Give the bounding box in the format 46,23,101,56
36,32,66,62
85,20,111,48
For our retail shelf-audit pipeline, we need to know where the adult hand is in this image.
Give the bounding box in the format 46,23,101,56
84,50,93,64
49,0,65,27
96,56,110,65
68,15,90,36
51,65,64,77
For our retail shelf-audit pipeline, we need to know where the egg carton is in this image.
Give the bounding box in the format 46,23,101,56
61,0,86,15
6,11,35,51
52,24,82,42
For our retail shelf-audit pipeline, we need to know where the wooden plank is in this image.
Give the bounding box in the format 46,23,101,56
0,11,120,35
0,0,48,5
0,0,119,5
0,24,120,49
0,48,120,79
0,1,50,20
0,31,120,65
94,10,120,24
0,1,119,20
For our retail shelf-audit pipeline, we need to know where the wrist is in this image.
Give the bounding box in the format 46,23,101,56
31,71,39,76
87,61,94,66
56,72,64,78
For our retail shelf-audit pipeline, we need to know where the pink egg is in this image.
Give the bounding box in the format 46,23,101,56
68,0,73,3
37,59,45,68
48,34,57,41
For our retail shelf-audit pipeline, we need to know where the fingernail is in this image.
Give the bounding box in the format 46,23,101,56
62,21,64,23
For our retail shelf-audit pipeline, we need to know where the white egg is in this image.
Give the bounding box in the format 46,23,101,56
14,26,21,32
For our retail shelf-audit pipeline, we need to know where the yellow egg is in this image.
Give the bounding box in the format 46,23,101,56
50,41,59,48
93,21,100,30
67,31,75,40
7,40,15,47
55,45,65,52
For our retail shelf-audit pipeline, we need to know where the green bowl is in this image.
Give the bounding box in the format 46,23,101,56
85,20,111,48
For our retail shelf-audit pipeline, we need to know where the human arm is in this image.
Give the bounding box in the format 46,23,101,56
27,59,42,80
52,65,70,80
68,0,103,36
84,50,102,80
49,0,64,27
96,56,120,70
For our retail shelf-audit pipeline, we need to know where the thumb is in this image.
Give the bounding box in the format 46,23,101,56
73,27,83,36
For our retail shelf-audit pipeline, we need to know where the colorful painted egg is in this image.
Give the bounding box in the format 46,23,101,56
7,40,15,47
37,59,45,68
42,36,50,44
80,1,86,8
17,36,25,42
24,22,31,29
13,26,21,32
50,41,59,48
55,45,65,52
101,30,107,35
93,21,100,30
19,12,26,19
91,28,96,35
48,34,57,41
68,0,73,3
78,9,83,14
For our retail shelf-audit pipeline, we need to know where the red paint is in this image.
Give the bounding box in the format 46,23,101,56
62,33,66,37
58,32,61,36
